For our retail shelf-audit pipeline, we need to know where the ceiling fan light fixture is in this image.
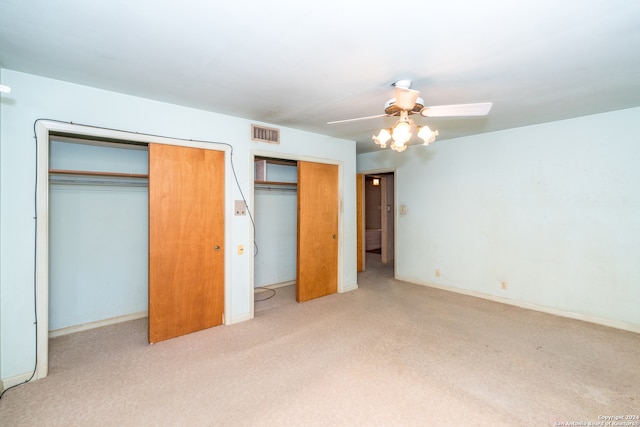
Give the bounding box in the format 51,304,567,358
391,120,411,145
417,125,439,145
390,140,407,152
372,112,439,152
372,128,391,148
327,79,491,153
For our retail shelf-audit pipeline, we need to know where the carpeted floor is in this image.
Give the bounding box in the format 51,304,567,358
1,254,638,426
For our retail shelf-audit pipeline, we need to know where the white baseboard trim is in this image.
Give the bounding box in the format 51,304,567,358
227,313,252,325
256,280,296,290
2,371,35,390
255,280,360,294
399,276,640,334
48,311,148,338
340,282,359,293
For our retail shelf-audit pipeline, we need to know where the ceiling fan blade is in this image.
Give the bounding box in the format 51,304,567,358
327,114,389,125
420,102,493,117
394,87,420,111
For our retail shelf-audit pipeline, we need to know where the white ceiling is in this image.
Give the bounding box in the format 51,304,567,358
2,0,640,153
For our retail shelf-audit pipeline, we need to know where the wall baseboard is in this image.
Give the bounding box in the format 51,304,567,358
48,311,148,338
341,282,359,293
258,280,295,290
399,276,640,334
1,371,35,391
227,313,252,325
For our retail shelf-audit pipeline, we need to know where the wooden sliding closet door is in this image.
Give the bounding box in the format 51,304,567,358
148,143,225,344
297,161,339,302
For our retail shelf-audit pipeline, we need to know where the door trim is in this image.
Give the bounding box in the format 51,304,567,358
35,120,232,380
356,174,364,272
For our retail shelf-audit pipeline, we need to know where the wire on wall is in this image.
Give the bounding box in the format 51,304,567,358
38,117,259,251
0,118,258,398
34,118,257,250
0,121,41,399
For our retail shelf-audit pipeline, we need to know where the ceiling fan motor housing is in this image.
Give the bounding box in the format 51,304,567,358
384,98,424,116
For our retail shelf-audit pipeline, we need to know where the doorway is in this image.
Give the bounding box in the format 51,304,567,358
253,156,299,310
361,171,395,272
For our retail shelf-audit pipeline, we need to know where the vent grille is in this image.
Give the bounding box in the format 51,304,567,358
251,124,280,144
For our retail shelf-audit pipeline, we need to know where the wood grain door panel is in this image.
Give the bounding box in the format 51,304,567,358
297,161,338,302
148,143,224,343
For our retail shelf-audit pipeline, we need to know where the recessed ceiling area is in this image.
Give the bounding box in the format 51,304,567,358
1,0,639,153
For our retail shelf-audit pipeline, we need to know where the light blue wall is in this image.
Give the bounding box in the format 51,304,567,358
50,139,148,173
254,187,297,287
49,184,148,329
261,162,297,183
0,69,357,381
357,107,640,330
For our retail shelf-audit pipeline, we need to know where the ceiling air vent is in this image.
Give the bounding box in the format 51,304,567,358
251,124,280,144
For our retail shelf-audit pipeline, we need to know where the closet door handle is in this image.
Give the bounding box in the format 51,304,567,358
332,234,336,239
214,245,221,251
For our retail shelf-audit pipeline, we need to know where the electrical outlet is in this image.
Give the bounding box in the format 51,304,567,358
435,269,441,277
238,245,244,255
501,280,508,290
235,200,247,216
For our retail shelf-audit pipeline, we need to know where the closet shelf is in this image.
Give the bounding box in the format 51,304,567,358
49,169,149,179
255,180,297,187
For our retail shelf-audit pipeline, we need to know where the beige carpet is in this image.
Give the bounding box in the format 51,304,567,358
1,255,638,426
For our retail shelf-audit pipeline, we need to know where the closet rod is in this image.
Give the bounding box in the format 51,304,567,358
49,178,148,187
255,186,297,192
254,180,297,187
49,169,148,179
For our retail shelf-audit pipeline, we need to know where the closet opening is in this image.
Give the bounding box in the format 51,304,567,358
48,134,150,339
252,154,340,313
253,156,299,312
35,120,231,381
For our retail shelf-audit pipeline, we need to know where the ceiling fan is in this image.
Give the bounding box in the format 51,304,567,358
327,80,492,152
